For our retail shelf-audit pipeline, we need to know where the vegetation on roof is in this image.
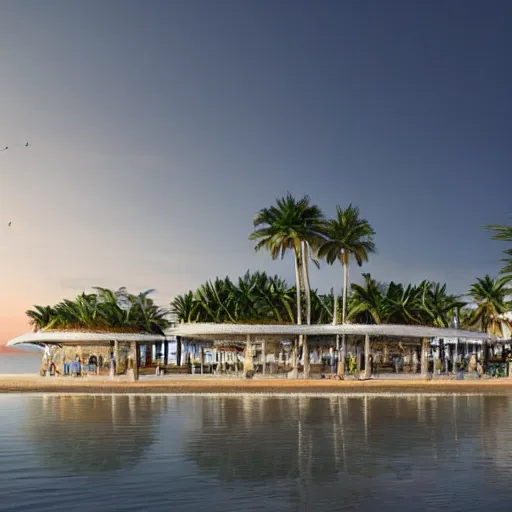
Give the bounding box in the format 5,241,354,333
26,287,169,335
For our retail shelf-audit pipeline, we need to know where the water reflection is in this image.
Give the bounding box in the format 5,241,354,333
24,395,168,473
5,394,512,510
184,395,512,487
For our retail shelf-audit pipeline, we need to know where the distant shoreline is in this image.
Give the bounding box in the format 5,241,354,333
2,376,512,395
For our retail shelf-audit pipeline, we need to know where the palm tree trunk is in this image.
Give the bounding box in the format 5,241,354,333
339,261,349,376
294,249,302,325
303,242,312,326
302,241,311,378
293,248,302,376
333,287,339,350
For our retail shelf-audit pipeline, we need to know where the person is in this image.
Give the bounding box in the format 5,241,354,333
329,347,336,374
369,354,374,376
110,351,117,375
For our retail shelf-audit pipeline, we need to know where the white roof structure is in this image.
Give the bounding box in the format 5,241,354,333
7,331,165,347
165,323,490,341
7,323,491,348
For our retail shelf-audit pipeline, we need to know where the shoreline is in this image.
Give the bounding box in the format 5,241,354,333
1,376,512,395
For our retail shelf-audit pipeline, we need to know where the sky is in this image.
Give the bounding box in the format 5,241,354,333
0,0,511,344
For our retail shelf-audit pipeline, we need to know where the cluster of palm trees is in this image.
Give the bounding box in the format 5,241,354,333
171,271,335,324
171,270,464,325
25,193,511,348
26,287,169,335
171,194,511,338
348,274,465,326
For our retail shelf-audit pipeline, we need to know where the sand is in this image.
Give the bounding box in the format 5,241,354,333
1,375,512,394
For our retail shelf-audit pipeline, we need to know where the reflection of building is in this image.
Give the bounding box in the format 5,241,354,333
183,395,503,501
24,395,168,473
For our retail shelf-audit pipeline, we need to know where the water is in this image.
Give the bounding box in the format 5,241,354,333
0,353,41,374
0,394,512,511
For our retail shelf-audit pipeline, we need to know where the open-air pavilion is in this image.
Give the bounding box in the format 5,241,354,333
7,323,502,380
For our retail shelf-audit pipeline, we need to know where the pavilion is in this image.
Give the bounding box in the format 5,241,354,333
7,323,495,380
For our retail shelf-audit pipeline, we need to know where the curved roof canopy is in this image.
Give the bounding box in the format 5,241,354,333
7,331,165,347
7,323,491,347
165,323,490,341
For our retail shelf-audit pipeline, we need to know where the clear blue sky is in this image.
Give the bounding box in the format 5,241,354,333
0,0,511,339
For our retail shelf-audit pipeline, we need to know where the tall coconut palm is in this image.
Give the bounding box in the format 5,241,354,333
468,275,512,337
318,204,376,372
249,193,325,375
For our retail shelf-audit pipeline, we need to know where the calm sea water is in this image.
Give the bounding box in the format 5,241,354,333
0,394,511,511
0,353,42,374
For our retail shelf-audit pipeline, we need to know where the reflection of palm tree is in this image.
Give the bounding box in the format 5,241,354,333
184,397,366,484
24,395,168,473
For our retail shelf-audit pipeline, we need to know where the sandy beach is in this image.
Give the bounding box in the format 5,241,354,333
1,375,512,394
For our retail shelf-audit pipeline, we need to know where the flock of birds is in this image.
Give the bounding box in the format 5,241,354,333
2,142,30,227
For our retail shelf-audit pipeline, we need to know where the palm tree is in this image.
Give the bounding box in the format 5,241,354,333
26,288,169,334
348,273,385,324
468,275,512,337
485,224,512,279
419,281,466,328
171,291,199,323
318,204,376,372
249,193,325,375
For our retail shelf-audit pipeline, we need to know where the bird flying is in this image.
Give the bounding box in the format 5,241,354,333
8,222,11,227
1,147,8,151
25,142,29,147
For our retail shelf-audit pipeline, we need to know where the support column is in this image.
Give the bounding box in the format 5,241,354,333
200,346,204,375
244,335,254,373
127,341,139,381
262,341,266,375
364,334,371,379
338,334,346,376
482,340,488,373
114,340,119,376
421,337,429,378
303,336,310,379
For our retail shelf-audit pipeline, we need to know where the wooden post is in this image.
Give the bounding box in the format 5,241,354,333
421,338,429,378
364,334,371,379
244,335,254,373
262,341,266,375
